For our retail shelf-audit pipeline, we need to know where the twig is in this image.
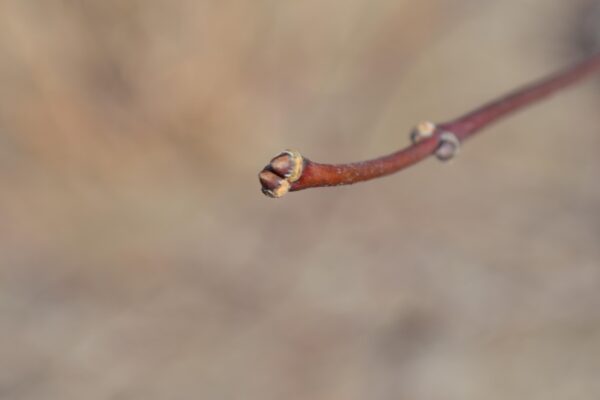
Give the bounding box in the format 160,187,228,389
259,53,600,198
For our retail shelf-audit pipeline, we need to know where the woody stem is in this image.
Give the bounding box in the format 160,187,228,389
259,53,600,197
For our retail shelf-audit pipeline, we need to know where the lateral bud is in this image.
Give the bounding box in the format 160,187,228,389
435,131,460,161
410,121,436,144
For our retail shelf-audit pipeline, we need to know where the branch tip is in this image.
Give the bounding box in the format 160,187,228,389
259,169,291,198
270,149,304,182
259,149,305,198
258,53,600,198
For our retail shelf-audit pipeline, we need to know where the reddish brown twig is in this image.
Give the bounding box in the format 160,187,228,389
259,53,600,198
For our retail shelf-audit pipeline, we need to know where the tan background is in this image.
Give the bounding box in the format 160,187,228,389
1,0,599,399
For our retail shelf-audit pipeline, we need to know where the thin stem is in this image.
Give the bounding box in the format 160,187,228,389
442,52,600,141
259,53,600,198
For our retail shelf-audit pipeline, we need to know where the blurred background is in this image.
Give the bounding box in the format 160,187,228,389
1,0,600,399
